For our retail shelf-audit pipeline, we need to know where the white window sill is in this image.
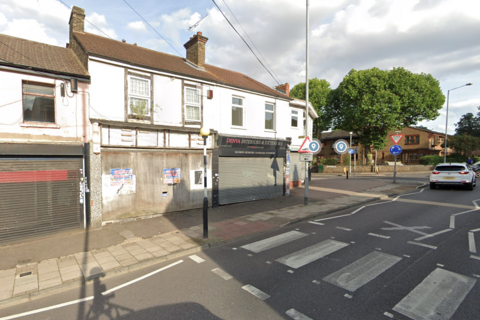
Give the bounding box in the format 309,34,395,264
265,130,276,133
20,122,60,129
291,127,299,129
231,126,247,130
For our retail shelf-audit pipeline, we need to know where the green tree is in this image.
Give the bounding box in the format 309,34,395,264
290,78,332,138
455,107,480,138
325,67,445,151
446,134,480,156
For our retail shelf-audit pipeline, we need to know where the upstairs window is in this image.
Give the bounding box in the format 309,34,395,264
232,97,244,127
291,109,298,127
265,103,275,130
185,87,201,121
128,76,150,117
405,135,420,144
23,82,55,123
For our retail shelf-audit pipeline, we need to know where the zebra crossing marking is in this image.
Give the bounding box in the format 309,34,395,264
211,268,233,280
323,251,401,292
189,255,205,263
276,239,349,269
286,308,313,320
393,268,476,320
242,284,270,300
241,231,308,253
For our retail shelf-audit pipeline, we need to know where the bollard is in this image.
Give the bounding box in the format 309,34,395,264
346,171,349,179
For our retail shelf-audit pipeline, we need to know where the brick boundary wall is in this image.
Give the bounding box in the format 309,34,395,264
321,165,434,173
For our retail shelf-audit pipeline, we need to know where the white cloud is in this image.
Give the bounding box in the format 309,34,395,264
2,18,59,45
450,99,480,110
85,12,118,39
127,21,147,33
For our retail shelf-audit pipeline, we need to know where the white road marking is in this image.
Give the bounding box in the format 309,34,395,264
276,239,349,269
407,241,437,250
368,233,390,239
242,284,270,300
189,255,205,263
266,261,272,264
232,248,238,250
450,208,480,229
286,308,313,320
473,199,480,209
0,297,94,320
288,270,294,274
383,311,394,318
393,268,476,320
470,255,480,261
376,248,382,251
414,229,452,241
449,216,455,229
211,268,233,280
241,231,308,253
344,294,353,299
474,274,480,278
323,251,402,292
102,260,183,296
469,232,477,253
308,221,325,225
437,264,444,267
351,241,356,244
336,226,352,231
312,280,321,284
382,221,430,235
403,255,410,258
248,254,253,257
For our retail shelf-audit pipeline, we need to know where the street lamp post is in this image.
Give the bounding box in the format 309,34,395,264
444,83,473,163
200,127,210,238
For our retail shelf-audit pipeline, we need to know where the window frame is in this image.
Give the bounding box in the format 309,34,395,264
184,86,201,122
291,109,299,128
265,102,275,131
405,135,420,145
22,81,56,124
231,96,245,128
128,75,151,117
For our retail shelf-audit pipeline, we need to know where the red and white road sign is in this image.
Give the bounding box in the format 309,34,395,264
390,134,404,145
299,136,312,153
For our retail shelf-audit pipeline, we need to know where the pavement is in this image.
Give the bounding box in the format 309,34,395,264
0,173,429,308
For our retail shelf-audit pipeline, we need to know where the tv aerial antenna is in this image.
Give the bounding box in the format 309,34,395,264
188,14,209,32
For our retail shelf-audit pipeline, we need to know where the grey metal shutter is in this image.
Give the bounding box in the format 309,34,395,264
290,152,303,182
219,157,284,205
0,158,83,244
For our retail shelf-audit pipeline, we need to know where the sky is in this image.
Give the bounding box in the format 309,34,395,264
1,0,479,134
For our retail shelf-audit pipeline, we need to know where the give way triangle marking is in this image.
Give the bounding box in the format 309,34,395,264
390,134,404,145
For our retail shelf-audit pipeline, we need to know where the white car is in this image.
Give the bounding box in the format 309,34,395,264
430,163,476,190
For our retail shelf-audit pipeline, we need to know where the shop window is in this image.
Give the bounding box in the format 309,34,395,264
232,97,244,127
23,82,55,123
265,103,275,130
405,135,420,144
128,75,150,117
185,87,201,121
291,109,298,127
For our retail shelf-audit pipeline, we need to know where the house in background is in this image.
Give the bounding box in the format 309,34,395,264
67,6,316,227
0,33,90,244
319,127,448,166
379,127,447,164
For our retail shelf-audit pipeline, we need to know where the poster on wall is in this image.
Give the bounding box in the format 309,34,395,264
163,168,181,184
106,168,136,195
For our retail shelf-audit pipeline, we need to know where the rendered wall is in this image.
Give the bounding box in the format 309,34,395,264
101,149,212,222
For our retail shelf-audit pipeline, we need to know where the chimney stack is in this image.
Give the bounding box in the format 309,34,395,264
183,31,209,69
275,83,290,97
69,6,85,44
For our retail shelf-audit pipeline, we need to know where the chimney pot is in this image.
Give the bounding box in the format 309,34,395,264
134,43,137,46
122,39,126,43
184,32,209,69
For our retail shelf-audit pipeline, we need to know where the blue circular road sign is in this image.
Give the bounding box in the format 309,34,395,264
334,139,349,154
348,149,354,154
390,145,402,155
309,141,320,153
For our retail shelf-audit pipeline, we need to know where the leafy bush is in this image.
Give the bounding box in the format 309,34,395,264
474,157,480,163
342,153,351,166
419,155,443,166
446,154,468,163
318,158,327,165
326,158,338,165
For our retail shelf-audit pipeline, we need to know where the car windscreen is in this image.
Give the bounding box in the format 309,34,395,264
435,166,466,172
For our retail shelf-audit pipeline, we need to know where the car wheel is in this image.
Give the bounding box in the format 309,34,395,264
430,182,436,189
467,183,474,191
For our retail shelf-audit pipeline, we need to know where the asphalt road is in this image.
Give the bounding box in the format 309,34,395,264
2,179,480,320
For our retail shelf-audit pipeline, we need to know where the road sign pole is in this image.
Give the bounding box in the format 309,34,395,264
394,154,397,183
374,150,377,174
354,151,356,179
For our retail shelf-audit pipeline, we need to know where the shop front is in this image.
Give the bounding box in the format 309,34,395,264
213,135,289,206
